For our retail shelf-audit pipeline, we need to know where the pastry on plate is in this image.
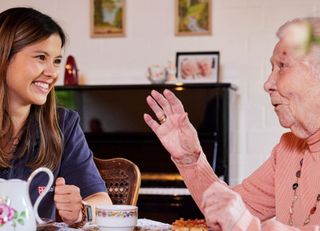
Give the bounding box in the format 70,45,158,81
172,218,208,231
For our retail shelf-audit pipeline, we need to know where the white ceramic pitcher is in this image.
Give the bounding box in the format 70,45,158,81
0,167,53,231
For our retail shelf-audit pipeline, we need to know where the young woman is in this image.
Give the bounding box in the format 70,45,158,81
0,7,111,227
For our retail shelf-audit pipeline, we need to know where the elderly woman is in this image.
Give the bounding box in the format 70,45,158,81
197,57,213,78
180,58,199,79
144,18,320,230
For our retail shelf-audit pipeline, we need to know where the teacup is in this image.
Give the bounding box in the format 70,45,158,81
95,204,138,231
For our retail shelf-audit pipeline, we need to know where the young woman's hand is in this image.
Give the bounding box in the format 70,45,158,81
144,89,202,162
54,177,82,225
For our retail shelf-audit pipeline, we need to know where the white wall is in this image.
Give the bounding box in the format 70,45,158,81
1,0,320,184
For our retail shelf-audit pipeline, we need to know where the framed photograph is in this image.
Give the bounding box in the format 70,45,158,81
175,0,212,36
90,0,126,38
176,51,219,82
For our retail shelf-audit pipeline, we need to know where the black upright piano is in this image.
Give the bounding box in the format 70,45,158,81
55,83,237,223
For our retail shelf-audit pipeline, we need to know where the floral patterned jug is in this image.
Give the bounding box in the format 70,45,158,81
0,167,53,231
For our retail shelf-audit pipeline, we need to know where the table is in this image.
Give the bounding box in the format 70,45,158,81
37,218,172,231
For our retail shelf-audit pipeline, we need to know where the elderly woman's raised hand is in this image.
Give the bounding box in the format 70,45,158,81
201,182,247,231
144,89,202,162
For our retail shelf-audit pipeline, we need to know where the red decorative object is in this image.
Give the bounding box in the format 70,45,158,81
64,55,78,85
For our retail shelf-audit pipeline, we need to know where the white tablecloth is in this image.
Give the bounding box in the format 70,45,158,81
37,218,172,231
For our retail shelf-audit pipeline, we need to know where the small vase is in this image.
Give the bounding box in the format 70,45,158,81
147,65,167,84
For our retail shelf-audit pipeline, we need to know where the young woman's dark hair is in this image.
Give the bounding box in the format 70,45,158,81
0,7,66,170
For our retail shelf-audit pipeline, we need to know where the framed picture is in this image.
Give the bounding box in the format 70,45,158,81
176,51,219,82
175,0,212,36
90,0,126,38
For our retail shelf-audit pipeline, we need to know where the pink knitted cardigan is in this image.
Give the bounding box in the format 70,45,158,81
174,131,320,230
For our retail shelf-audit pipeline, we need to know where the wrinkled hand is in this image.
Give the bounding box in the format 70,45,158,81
201,182,246,231
144,89,202,160
54,177,82,225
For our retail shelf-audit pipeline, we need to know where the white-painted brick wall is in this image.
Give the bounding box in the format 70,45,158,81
1,0,319,184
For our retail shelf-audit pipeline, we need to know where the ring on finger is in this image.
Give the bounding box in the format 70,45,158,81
159,114,167,124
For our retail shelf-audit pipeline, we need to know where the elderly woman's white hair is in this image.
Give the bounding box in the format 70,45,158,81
277,17,320,78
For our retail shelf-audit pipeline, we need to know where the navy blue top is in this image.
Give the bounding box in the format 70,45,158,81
0,107,106,220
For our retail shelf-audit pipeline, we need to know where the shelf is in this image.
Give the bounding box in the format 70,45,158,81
54,82,237,91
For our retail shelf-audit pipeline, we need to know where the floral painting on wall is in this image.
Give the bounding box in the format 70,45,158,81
175,0,212,36
91,0,126,38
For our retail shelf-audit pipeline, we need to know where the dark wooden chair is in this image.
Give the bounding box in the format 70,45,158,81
94,157,141,206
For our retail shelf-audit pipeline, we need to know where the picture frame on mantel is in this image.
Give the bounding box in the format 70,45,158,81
175,0,212,36
90,0,126,38
176,51,219,83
